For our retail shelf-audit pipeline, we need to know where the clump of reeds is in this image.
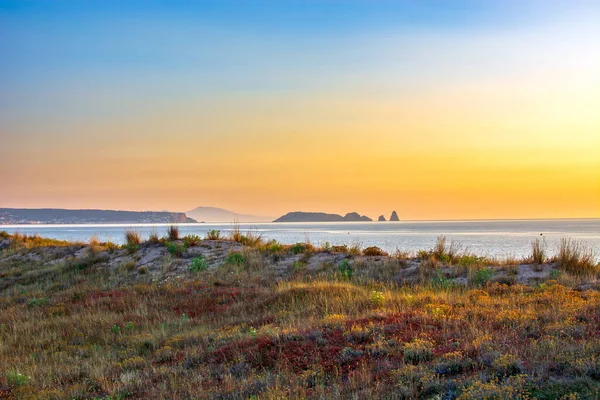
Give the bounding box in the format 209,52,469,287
531,237,546,265
432,235,458,264
556,238,597,276
167,225,180,241
229,220,242,242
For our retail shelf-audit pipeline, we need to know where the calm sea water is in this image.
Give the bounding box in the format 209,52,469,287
2,219,599,261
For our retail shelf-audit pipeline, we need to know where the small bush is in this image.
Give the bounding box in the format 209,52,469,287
205,230,221,240
6,370,30,387
291,260,306,272
28,298,48,308
557,238,597,276
338,259,353,280
473,268,494,287
167,225,180,241
330,244,349,253
491,353,522,377
226,252,245,265
369,290,385,307
184,234,202,247
290,243,307,254
363,246,388,256
166,241,187,257
190,256,209,272
532,237,546,264
267,240,284,253
404,339,433,364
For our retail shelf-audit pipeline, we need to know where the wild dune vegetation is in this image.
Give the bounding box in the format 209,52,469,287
1,227,600,399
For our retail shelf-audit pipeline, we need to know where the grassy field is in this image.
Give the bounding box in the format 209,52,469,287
1,230,599,399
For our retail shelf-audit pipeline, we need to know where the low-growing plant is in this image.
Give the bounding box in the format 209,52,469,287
403,338,433,364
226,252,245,265
183,234,202,247
369,290,385,307
472,267,494,287
28,297,48,308
290,242,308,254
267,240,285,253
190,256,209,272
291,260,306,272
205,230,221,240
6,370,30,387
166,241,187,257
363,246,388,256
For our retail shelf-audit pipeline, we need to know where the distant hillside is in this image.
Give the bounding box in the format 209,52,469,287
273,211,372,223
0,208,196,225
186,206,271,223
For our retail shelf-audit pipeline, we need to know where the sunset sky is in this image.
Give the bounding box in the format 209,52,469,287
1,0,599,220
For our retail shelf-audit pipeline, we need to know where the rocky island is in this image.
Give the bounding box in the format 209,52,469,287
273,211,372,222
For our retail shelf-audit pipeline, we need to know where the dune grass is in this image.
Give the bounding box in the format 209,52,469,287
0,232,599,398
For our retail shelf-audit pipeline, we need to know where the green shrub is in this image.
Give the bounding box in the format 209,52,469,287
6,370,30,387
226,252,245,265
190,256,209,272
166,241,187,257
369,290,385,307
290,243,307,254
205,230,221,240
184,234,202,247
338,259,353,280
473,268,494,287
267,240,285,253
291,260,306,272
28,298,48,308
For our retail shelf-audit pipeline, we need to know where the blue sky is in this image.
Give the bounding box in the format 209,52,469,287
0,1,599,217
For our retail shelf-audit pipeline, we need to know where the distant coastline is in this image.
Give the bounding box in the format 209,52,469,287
0,208,197,225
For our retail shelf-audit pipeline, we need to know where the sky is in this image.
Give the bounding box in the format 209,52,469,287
1,0,599,220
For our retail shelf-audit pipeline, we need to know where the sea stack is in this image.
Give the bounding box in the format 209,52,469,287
378,215,386,221
389,211,400,221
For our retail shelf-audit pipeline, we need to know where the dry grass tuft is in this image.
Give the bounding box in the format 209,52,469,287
531,237,546,265
556,238,597,276
124,229,141,247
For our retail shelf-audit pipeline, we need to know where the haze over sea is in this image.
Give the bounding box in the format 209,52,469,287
3,219,599,261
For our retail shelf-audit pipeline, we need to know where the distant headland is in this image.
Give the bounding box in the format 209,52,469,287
0,208,197,225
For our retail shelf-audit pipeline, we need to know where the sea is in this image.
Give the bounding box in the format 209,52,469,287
2,219,599,261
